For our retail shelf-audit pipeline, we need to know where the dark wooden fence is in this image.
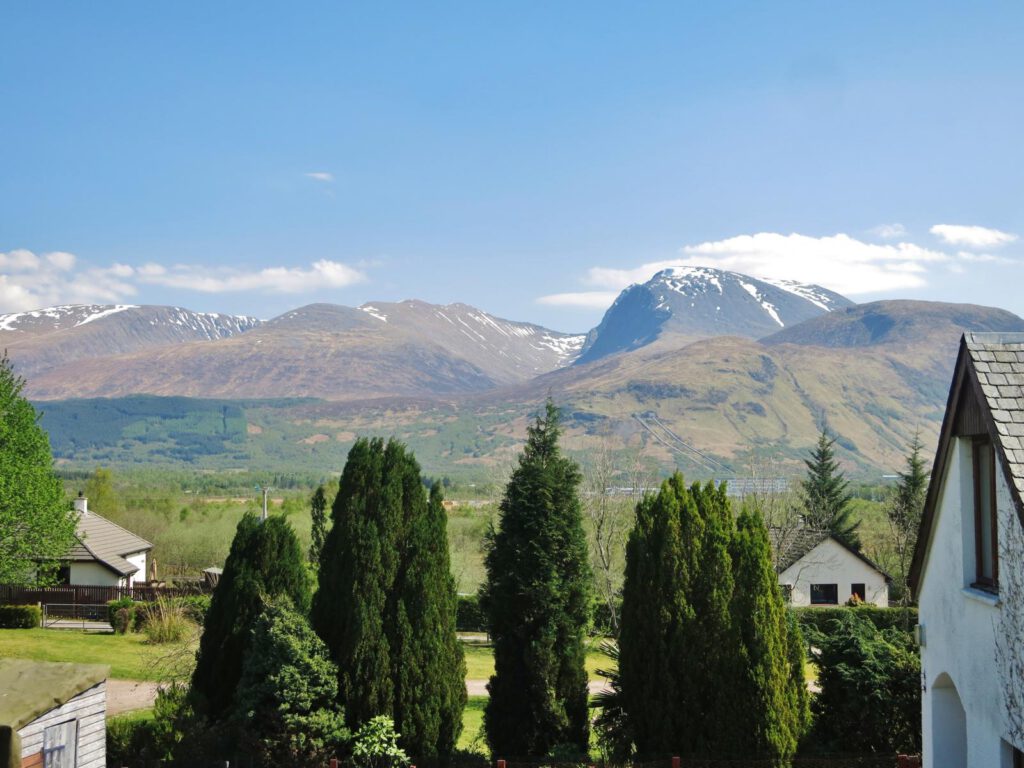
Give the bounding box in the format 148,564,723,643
0,583,204,606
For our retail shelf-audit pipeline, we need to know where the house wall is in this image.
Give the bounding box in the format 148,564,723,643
17,681,106,768
918,437,1022,768
125,551,147,586
68,562,122,587
778,538,889,607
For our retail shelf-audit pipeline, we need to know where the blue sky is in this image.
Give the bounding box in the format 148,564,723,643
2,2,1022,332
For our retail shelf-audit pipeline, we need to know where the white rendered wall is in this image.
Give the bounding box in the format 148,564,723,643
68,562,121,587
779,538,889,607
918,437,1023,768
125,551,147,586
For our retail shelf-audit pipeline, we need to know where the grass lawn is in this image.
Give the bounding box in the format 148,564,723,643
0,628,189,681
463,640,614,681
457,696,487,752
0,628,615,684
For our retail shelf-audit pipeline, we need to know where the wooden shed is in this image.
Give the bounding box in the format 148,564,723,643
0,659,108,768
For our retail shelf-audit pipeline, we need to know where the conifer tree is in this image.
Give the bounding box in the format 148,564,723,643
885,433,929,604
800,428,860,549
615,476,808,759
191,514,311,721
313,438,465,760
309,484,328,565
481,400,592,757
725,507,805,758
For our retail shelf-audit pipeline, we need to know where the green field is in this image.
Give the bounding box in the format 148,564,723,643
0,629,614,684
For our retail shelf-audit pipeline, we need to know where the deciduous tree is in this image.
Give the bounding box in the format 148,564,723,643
0,354,76,584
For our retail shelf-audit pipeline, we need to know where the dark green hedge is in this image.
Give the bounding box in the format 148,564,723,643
0,605,41,628
791,605,917,641
456,593,485,632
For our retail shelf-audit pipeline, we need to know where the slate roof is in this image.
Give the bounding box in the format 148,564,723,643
767,526,890,578
909,332,1024,594
68,512,153,577
768,527,830,572
965,332,1024,506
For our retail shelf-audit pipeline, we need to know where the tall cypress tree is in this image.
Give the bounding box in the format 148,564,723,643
481,401,592,757
800,429,860,549
615,476,809,759
725,507,805,758
309,484,328,565
191,514,311,721
313,438,464,760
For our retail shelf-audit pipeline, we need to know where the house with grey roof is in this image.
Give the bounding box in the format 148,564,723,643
62,494,152,588
770,527,890,607
910,332,1024,767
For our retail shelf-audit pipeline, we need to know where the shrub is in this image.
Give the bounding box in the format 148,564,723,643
351,716,409,768
456,593,485,632
141,598,196,644
232,601,349,766
108,597,136,631
176,594,211,624
806,611,921,754
106,712,158,768
0,604,40,628
792,605,917,643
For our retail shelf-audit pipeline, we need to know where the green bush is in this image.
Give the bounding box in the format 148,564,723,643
456,593,485,632
107,712,158,768
108,598,137,633
791,605,917,643
0,605,40,628
805,611,921,754
351,716,409,768
107,595,212,634
141,598,196,644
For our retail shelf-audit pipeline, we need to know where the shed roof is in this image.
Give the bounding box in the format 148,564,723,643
69,512,153,577
909,332,1024,594
0,659,108,731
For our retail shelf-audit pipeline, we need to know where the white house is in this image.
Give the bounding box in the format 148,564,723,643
63,494,153,587
910,332,1024,768
771,527,890,607
0,659,108,768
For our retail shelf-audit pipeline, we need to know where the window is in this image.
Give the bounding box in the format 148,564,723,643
810,583,838,605
973,437,998,590
42,719,77,768
851,583,866,602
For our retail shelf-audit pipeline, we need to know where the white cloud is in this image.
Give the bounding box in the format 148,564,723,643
956,251,1016,264
869,223,907,239
0,250,138,312
930,224,1017,248
576,233,948,296
535,291,620,308
305,171,334,182
134,259,366,293
0,249,368,312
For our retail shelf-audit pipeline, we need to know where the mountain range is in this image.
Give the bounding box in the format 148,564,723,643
8,267,1024,477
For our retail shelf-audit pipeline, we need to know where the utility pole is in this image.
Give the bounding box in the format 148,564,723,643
255,485,273,521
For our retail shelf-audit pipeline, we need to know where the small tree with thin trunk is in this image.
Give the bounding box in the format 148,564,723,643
885,433,929,606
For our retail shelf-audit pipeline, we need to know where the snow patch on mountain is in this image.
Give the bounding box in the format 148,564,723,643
757,277,839,312
738,282,784,327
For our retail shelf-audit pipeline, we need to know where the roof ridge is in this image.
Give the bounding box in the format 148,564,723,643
79,509,154,551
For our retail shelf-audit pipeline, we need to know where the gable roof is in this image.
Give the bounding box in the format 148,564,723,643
909,332,1024,594
768,526,890,579
68,512,153,577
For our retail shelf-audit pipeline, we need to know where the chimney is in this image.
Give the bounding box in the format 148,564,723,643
74,492,88,517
